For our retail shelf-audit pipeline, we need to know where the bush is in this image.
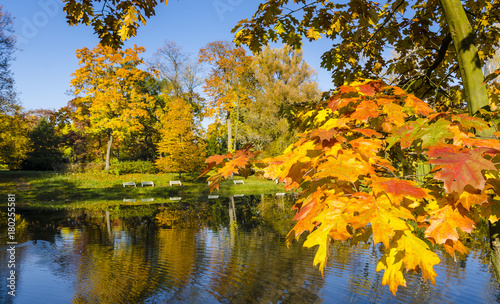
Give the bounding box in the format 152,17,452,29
112,161,158,175
66,162,105,173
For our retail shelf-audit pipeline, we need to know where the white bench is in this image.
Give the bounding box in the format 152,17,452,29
276,193,286,196
234,194,244,197
141,181,154,187
169,197,182,201
123,182,136,187
123,198,136,202
208,195,219,199
233,180,244,185
141,198,154,202
169,181,182,186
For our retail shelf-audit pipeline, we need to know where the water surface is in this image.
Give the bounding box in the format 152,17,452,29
0,194,499,303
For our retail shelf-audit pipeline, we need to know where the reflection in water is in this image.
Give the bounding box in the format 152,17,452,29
0,194,499,303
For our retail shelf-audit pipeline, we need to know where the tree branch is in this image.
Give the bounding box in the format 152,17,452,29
363,0,406,50
426,34,452,78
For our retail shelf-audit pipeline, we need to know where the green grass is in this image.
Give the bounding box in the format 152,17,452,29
0,170,289,207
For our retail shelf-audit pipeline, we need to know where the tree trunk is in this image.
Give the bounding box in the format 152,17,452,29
440,0,489,115
227,111,233,153
441,0,499,285
99,138,104,162
234,94,240,152
105,132,113,171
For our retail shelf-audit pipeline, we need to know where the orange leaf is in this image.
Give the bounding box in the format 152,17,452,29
443,239,469,256
350,99,379,122
358,84,376,96
206,153,230,164
349,138,382,157
456,190,488,210
352,128,382,137
327,97,360,111
425,205,475,244
372,177,428,200
404,95,433,116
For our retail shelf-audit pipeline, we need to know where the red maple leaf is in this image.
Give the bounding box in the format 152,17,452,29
428,147,498,193
372,177,428,199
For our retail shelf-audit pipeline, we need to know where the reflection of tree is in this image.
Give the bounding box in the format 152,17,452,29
257,194,297,236
206,227,325,303
7,197,500,302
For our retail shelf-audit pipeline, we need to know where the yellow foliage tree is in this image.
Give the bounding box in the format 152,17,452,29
155,98,205,179
70,44,155,170
0,111,31,169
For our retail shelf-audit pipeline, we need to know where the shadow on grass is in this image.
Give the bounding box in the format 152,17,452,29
2,171,289,207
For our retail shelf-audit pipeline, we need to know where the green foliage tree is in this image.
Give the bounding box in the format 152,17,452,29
22,118,64,171
0,6,31,169
240,45,321,156
0,112,31,169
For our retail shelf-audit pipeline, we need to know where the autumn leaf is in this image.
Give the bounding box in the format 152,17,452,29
357,84,376,96
428,147,498,193
371,177,428,200
349,137,382,158
356,194,410,247
352,128,382,137
376,247,406,295
425,205,475,244
306,27,321,40
456,190,488,210
206,153,230,165
350,99,379,122
452,114,489,131
396,231,440,284
328,96,360,111
443,239,469,256
414,118,454,148
404,95,433,116
310,128,340,144
480,196,500,223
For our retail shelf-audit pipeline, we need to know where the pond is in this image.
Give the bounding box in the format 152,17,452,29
1,194,499,303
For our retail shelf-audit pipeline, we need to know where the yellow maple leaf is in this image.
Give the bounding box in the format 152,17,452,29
306,27,321,40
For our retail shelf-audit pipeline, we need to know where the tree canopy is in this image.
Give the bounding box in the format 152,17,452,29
240,44,320,156
63,0,169,48
70,44,155,170
232,0,500,112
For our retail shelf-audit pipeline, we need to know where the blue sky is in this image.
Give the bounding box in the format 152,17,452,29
3,0,334,112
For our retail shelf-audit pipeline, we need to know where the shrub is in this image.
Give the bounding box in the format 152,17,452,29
112,161,158,175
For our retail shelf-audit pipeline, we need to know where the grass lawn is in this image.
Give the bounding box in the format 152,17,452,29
0,170,290,207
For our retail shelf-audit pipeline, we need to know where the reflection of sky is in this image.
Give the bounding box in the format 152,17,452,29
0,240,76,304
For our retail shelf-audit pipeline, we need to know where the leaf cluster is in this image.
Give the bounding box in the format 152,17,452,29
200,79,500,294
63,0,168,48
232,0,500,103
